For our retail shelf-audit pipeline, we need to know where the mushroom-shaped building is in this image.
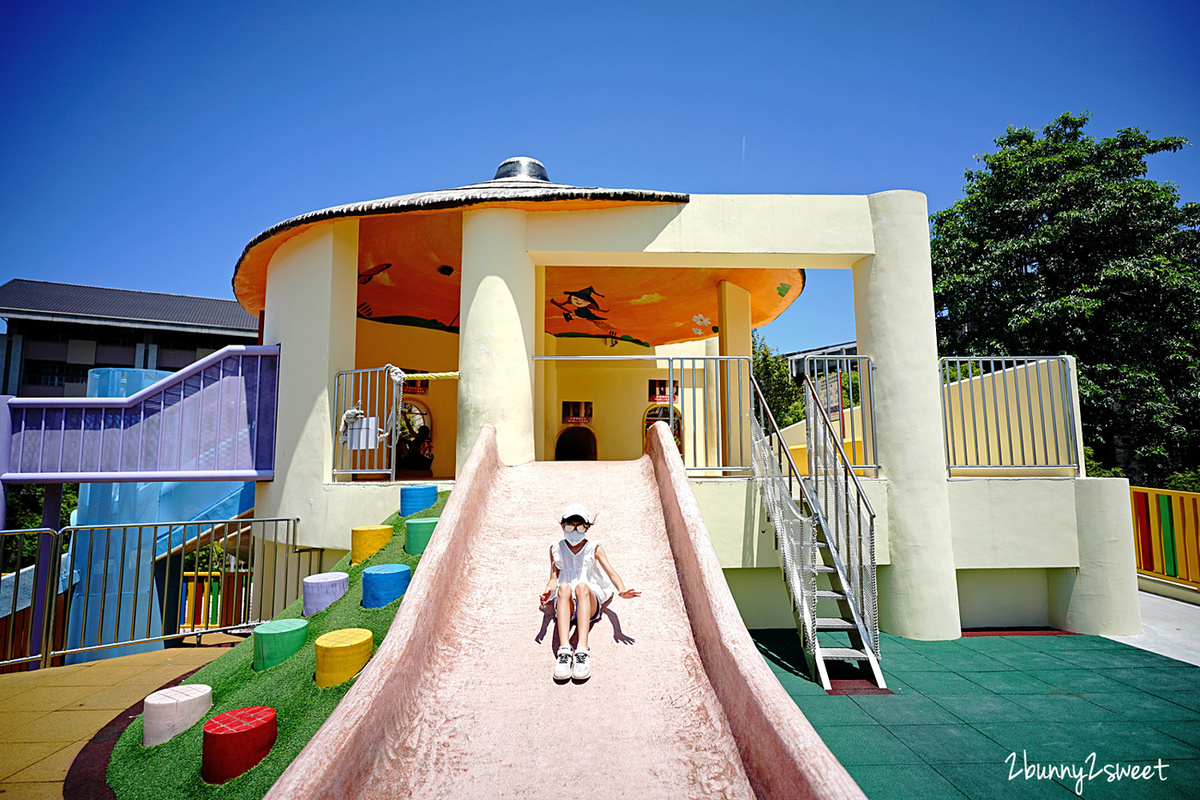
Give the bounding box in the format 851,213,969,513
236,158,1139,644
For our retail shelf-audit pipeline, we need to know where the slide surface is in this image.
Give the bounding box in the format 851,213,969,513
268,425,863,799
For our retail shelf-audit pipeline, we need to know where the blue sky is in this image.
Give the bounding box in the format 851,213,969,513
1,1,1196,352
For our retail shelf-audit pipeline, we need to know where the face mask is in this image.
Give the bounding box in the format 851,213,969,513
564,529,587,546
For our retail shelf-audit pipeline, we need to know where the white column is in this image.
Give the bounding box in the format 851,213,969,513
255,219,359,546
457,208,537,471
853,191,961,640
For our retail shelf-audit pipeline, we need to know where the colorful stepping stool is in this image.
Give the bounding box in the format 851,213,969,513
202,706,277,784
400,484,437,516
361,564,411,609
314,628,373,687
351,525,393,565
303,571,349,616
142,684,212,747
404,517,438,555
252,618,309,672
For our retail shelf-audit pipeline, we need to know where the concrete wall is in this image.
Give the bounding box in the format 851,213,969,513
695,474,1138,636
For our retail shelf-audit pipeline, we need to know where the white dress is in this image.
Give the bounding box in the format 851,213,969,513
551,538,613,611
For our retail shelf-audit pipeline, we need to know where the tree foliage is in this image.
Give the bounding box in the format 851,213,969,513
751,331,802,428
931,112,1200,483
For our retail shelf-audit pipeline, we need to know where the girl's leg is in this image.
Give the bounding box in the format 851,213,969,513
555,583,575,647
574,583,596,649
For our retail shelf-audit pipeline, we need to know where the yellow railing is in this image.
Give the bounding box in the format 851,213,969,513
1131,486,1200,589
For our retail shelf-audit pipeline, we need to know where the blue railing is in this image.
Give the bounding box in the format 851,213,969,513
3,345,279,483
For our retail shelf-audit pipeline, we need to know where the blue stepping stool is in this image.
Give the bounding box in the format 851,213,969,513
361,564,412,609
400,484,437,516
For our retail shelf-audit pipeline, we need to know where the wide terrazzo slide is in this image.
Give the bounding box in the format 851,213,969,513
266,424,865,800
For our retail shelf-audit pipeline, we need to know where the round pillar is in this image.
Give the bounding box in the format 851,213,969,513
853,190,961,640
457,208,537,471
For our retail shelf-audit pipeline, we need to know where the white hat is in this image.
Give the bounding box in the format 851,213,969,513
559,503,594,524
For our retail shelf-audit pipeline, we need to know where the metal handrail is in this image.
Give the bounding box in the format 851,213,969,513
0,517,314,670
800,374,876,519
0,528,60,669
799,355,879,476
747,381,820,652
939,356,1080,476
801,372,879,654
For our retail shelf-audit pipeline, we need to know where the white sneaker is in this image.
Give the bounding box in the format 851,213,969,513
553,646,574,680
572,647,591,680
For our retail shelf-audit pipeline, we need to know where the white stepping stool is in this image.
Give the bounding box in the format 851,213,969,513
143,683,213,747
303,571,350,617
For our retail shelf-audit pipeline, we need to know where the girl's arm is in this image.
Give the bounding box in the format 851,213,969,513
595,546,641,599
539,549,559,606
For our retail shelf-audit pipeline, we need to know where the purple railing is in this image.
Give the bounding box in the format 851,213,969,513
4,346,279,483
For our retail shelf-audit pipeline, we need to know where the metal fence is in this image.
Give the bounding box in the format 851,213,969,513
0,517,316,671
799,355,879,476
333,366,404,479
534,355,753,475
940,356,1080,476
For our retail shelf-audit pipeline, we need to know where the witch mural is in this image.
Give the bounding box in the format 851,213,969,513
550,286,614,333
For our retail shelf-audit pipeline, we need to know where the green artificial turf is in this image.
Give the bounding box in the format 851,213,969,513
107,492,449,800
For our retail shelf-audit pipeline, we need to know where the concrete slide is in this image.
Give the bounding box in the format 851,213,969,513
267,424,864,799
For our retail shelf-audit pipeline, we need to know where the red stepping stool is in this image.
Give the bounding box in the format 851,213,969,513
201,706,277,784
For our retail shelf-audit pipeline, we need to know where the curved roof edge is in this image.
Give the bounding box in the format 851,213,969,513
232,178,689,314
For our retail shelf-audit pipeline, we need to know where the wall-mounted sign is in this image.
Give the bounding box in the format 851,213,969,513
401,367,429,395
649,380,680,402
562,401,593,424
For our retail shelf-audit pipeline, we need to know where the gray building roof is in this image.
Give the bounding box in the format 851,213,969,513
0,279,258,336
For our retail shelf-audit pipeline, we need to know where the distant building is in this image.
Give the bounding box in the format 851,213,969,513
0,279,257,397
785,340,857,379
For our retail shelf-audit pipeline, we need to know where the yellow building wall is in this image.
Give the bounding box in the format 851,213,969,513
355,319,459,480
545,336,711,463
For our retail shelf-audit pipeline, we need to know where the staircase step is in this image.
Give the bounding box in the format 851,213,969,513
820,647,871,661
816,617,856,631
817,590,846,600
815,564,836,573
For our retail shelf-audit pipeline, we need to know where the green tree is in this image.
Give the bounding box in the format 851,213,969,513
751,331,802,427
2,483,78,572
931,112,1200,484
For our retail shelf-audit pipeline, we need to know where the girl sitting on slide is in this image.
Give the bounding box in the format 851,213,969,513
539,503,640,681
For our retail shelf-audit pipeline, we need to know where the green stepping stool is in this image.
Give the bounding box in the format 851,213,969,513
253,618,310,671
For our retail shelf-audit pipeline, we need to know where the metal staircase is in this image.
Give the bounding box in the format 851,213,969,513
749,377,884,691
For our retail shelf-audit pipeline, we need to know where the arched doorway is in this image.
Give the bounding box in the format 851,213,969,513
555,426,597,461
394,399,434,475
643,405,683,454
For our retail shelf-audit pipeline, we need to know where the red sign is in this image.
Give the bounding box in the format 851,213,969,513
562,401,593,424
649,380,680,402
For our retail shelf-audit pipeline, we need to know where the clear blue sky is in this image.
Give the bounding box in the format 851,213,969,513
2,1,1196,352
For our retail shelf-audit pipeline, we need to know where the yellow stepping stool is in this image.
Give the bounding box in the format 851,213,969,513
351,525,392,565
314,628,374,687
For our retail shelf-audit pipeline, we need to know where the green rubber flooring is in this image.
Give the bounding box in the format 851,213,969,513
751,630,1200,799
